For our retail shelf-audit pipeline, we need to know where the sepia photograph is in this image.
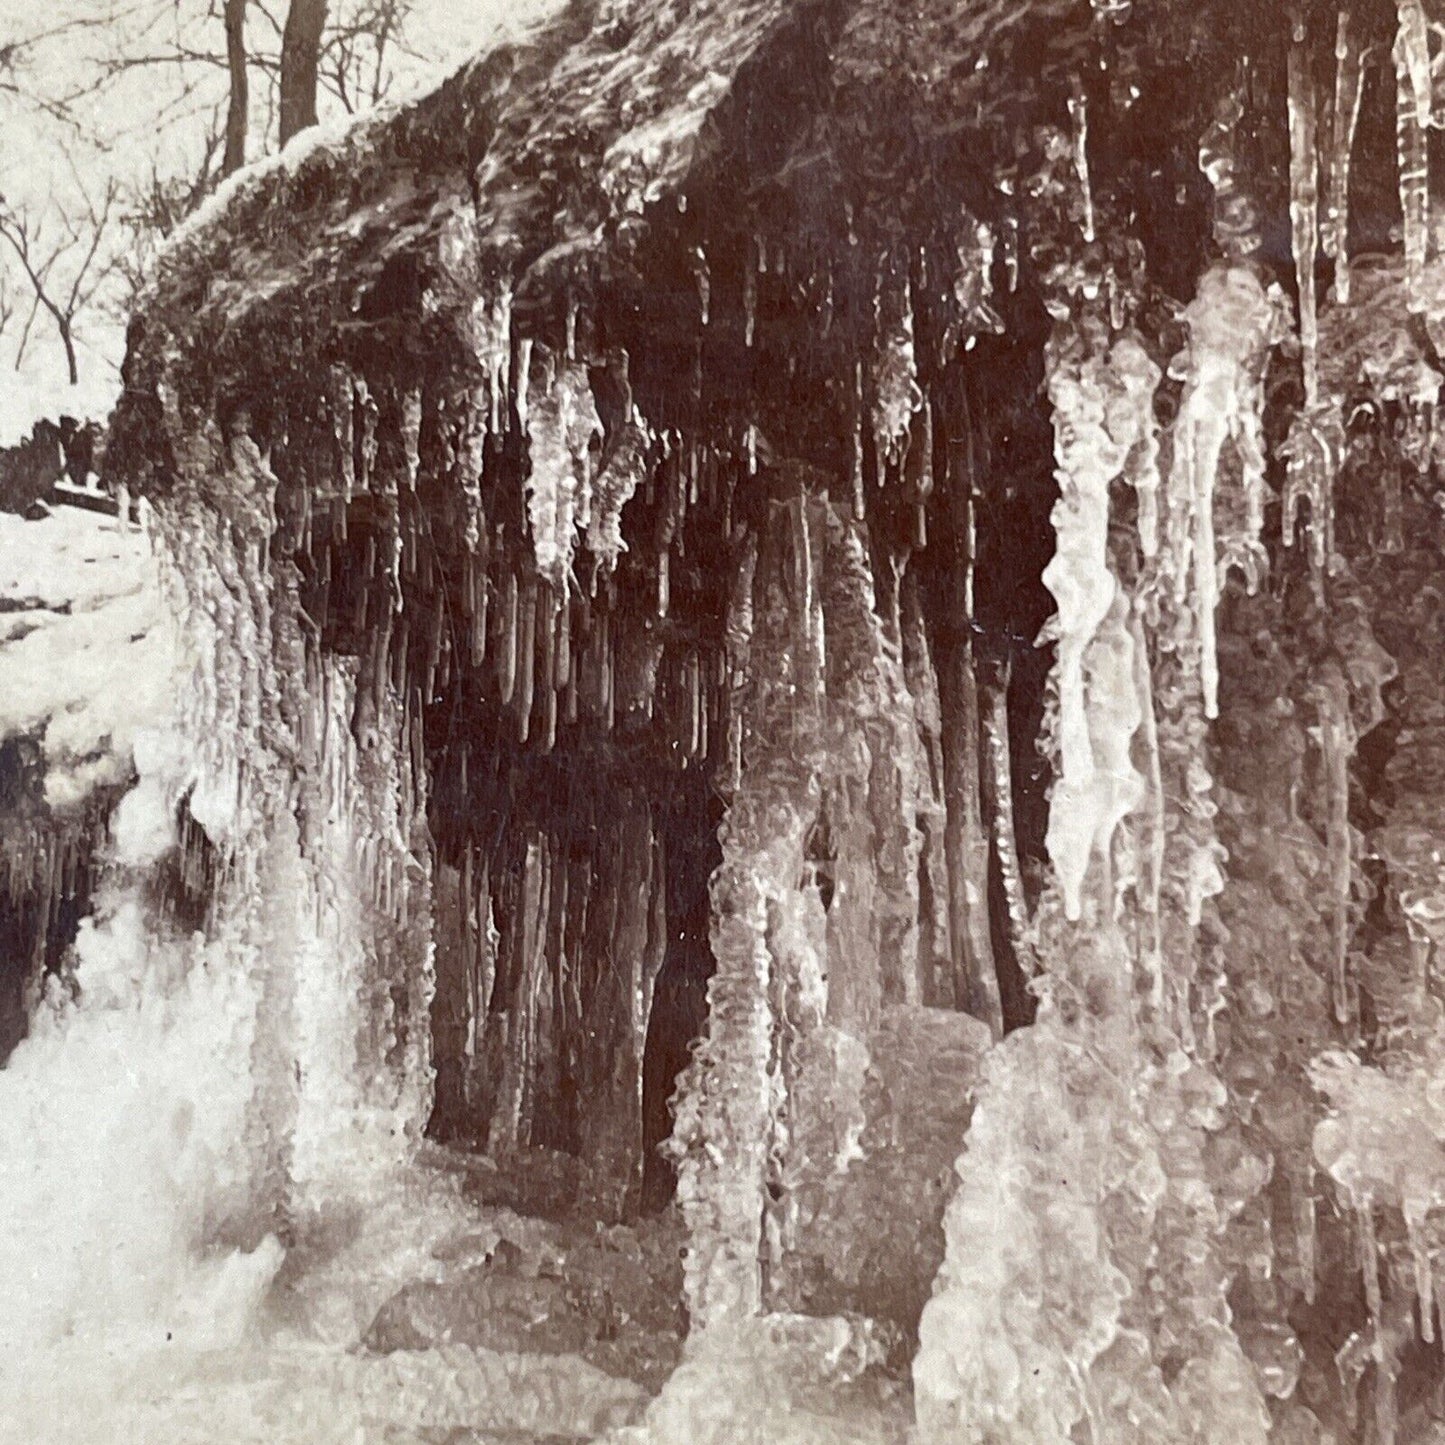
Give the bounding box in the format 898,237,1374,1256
0,0,1440,1440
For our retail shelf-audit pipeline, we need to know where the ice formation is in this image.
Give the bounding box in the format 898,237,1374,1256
15,1,1445,1441
1167,266,1278,715
1038,320,1146,920
524,351,604,590
1326,12,1366,304
1395,6,1434,312
0,510,175,808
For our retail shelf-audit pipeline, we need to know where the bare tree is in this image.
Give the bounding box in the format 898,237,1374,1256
325,0,410,113
223,0,249,174
279,0,328,144
0,182,119,386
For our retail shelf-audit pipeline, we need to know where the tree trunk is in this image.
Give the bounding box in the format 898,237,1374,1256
222,0,249,176
279,0,327,146
58,318,77,386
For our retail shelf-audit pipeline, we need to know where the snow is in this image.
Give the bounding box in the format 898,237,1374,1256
0,507,175,808
0,362,119,450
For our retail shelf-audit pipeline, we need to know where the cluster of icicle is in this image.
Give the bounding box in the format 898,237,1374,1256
918,7,1445,1440
1035,316,1148,921
916,283,1280,1440
0,413,442,1351
1296,6,1445,1438
321,345,730,764
912,38,1382,1431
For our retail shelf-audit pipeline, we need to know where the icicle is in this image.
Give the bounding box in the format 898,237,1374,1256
983,676,1036,973
1199,73,1260,258
1281,403,1343,593
724,538,758,796
692,247,711,326
744,255,758,348
872,267,922,465
1352,1200,1400,1445
356,377,379,491
554,602,571,691
1396,14,1432,312
1113,333,1162,556
851,362,867,521
462,390,487,553
500,570,519,706
1327,10,1366,303
1068,82,1096,244
687,652,702,761
333,369,356,500
1126,605,1166,1003
1405,1202,1435,1342
1003,218,1019,293
978,221,995,294
524,349,602,589
588,407,649,577
515,338,534,433
1315,671,1356,1025
401,389,422,488
1168,266,1278,716
1288,28,1321,408
1397,0,1433,127
517,582,536,742
470,283,514,433
1041,321,1146,919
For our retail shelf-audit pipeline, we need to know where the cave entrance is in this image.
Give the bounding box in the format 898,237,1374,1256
421,667,726,1222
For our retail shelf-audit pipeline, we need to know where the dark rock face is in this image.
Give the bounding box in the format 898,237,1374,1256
0,422,64,515
0,418,103,515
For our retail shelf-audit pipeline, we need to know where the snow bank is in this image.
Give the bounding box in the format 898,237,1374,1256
0,507,174,808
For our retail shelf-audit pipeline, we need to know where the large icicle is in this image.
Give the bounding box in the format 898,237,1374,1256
871,263,922,467
1040,320,1148,920
1289,27,1322,407
1396,5,1433,311
523,350,603,591
1166,266,1278,718
1326,11,1367,303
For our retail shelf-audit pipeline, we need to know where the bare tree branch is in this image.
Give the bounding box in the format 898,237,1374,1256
0,181,119,386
